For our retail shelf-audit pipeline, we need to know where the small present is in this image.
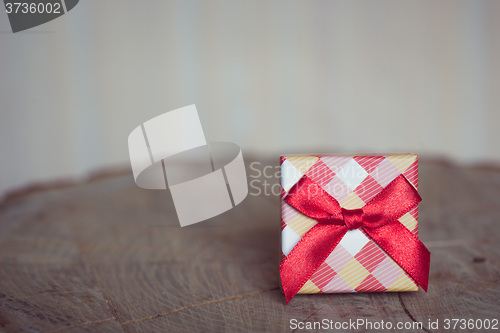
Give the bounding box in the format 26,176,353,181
279,154,430,303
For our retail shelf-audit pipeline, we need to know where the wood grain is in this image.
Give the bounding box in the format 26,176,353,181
0,158,499,332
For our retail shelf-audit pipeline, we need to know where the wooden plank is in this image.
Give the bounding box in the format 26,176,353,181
0,194,124,332
0,159,499,332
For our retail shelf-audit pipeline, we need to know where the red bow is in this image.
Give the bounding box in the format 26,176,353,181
280,174,430,303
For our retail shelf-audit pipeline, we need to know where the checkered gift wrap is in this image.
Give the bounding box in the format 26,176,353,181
280,154,420,294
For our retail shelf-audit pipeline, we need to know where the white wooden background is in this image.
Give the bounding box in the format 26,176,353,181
1,0,499,198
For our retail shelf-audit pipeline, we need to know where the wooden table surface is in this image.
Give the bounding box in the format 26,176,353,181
0,158,499,332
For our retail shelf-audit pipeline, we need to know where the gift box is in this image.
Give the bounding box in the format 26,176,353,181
279,154,430,303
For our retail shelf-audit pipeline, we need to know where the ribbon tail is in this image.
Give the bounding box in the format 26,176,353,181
280,224,348,303
364,223,430,291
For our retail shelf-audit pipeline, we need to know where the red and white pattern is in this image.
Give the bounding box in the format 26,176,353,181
281,154,419,294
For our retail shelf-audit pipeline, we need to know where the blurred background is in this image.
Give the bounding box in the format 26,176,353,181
1,0,499,199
